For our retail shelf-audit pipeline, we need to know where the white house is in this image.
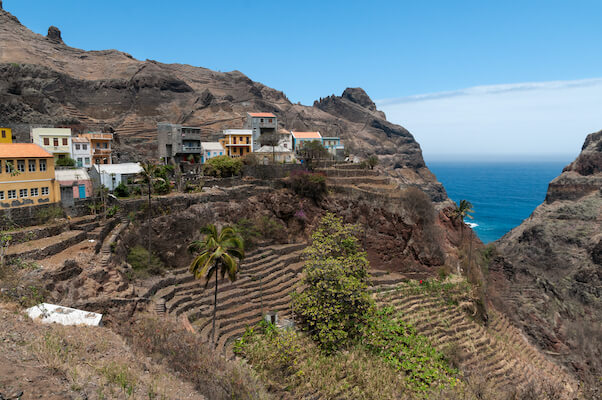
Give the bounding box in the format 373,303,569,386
71,137,92,168
30,127,73,161
90,163,143,191
200,142,225,163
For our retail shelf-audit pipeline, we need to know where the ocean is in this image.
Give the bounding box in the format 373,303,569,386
427,160,570,243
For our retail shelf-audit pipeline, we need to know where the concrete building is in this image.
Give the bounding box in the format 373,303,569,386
322,136,345,158
0,144,60,209
255,145,294,163
71,137,92,168
245,112,277,150
80,133,113,165
90,163,143,192
220,129,253,158
157,123,203,165
0,127,13,143
291,131,323,151
200,142,225,163
31,127,73,161
55,168,93,207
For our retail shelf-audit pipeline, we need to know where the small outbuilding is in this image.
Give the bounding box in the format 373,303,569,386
90,162,143,192
55,168,93,207
26,303,103,326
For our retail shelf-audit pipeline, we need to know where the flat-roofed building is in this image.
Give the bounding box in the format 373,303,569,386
200,142,225,163
31,127,73,161
219,129,253,158
80,132,113,165
89,163,143,192
245,112,277,150
71,137,92,168
157,123,203,165
0,143,60,209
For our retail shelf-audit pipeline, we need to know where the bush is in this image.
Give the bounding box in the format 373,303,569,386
400,187,435,225
292,213,373,352
367,155,379,169
126,245,164,279
35,206,64,224
55,157,76,167
234,216,286,249
202,155,243,178
152,179,170,195
113,182,129,197
288,170,327,202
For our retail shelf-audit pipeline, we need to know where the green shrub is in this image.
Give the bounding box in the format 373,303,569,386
126,245,164,279
152,179,170,195
202,155,243,178
288,170,327,202
35,206,64,224
55,157,76,167
113,182,130,197
292,213,372,352
234,216,285,249
106,205,119,218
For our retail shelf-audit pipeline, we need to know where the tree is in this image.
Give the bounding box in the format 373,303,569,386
298,141,328,170
291,213,373,353
366,155,379,170
452,199,474,275
136,161,161,269
188,224,245,346
202,155,243,177
259,132,280,163
55,157,76,167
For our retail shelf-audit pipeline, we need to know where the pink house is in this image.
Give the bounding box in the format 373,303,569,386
55,168,93,206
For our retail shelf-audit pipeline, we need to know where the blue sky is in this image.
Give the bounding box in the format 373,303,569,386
4,1,602,157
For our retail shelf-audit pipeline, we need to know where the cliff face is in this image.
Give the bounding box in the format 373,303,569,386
0,8,446,201
491,130,602,385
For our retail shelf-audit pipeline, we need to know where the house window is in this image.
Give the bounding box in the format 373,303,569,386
103,142,107,148
84,157,90,165
17,160,25,173
268,119,272,123
30,188,38,197
246,137,249,144
1,130,5,138
53,138,59,146
77,158,83,167
233,137,237,144
62,138,68,146
0,191,3,200
39,159,47,172
44,138,50,146
0,160,2,173
260,118,264,123
19,188,27,198
28,160,36,172
82,144,87,150
5,160,13,173
7,190,16,199
75,144,81,150
41,187,49,196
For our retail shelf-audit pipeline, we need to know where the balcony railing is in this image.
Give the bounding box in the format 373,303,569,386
93,148,111,155
179,147,203,153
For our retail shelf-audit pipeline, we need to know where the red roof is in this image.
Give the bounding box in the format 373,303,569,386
291,131,322,139
0,143,53,158
248,112,276,118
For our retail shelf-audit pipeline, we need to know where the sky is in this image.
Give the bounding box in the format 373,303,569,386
4,0,602,158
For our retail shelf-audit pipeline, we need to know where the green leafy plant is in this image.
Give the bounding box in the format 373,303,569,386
114,182,130,197
288,170,327,202
55,157,76,167
202,155,243,178
126,245,164,279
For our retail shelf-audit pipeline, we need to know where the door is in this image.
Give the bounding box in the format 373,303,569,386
78,184,86,199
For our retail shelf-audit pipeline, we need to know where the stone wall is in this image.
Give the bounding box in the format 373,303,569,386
0,198,94,229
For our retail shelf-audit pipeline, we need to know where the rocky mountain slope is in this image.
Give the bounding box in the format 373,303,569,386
0,5,446,201
490,130,601,388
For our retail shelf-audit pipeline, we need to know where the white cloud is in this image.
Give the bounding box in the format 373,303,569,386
376,78,602,161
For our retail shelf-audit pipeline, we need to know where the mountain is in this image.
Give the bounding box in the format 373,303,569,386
0,6,446,201
490,130,601,387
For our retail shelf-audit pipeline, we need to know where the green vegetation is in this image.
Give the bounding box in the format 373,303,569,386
35,206,64,224
202,155,243,177
366,155,379,169
288,170,327,202
188,224,244,345
298,140,328,169
113,182,130,197
55,157,76,167
126,245,164,279
291,213,372,352
235,213,459,398
233,215,285,249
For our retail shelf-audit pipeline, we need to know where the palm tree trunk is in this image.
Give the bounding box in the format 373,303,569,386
212,265,218,346
147,181,151,268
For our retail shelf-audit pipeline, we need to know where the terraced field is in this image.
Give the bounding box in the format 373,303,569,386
373,281,578,395
146,243,307,356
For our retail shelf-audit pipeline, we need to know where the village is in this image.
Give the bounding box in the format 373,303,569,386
0,112,346,213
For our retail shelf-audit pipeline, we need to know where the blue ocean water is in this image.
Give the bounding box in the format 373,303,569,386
427,161,569,243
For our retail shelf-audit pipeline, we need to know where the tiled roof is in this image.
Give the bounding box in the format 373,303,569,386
247,112,276,118
0,143,53,158
291,131,322,139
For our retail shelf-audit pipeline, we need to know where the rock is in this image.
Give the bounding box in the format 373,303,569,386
46,26,63,43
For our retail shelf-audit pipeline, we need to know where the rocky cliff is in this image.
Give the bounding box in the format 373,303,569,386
0,7,446,201
490,130,601,387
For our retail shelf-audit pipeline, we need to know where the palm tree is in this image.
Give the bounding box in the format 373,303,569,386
188,224,245,346
452,199,474,275
136,161,159,268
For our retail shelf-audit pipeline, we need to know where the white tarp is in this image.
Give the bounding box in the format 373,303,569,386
26,303,103,326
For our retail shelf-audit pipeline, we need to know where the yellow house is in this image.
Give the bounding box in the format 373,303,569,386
31,127,72,161
219,129,253,158
0,128,13,143
0,144,60,209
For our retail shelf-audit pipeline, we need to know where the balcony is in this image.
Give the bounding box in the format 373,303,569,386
93,148,111,155
179,146,203,154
